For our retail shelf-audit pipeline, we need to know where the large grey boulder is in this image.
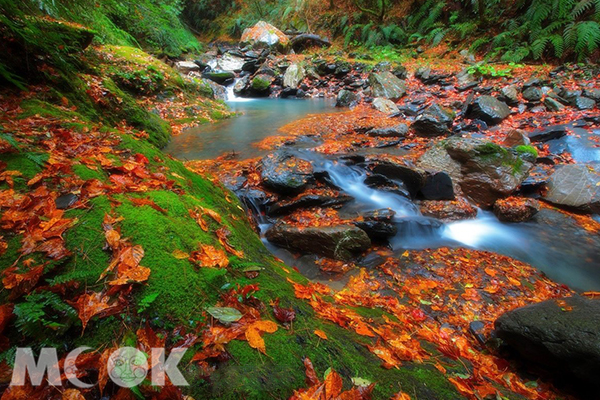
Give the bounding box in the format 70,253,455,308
283,64,305,89
174,61,201,74
260,152,314,194
241,21,289,48
418,138,533,207
411,103,454,137
216,53,246,72
336,89,359,108
372,97,399,114
265,224,371,261
467,95,511,125
495,296,600,388
368,72,407,101
543,164,600,213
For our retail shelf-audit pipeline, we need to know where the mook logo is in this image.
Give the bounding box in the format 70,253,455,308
10,347,189,388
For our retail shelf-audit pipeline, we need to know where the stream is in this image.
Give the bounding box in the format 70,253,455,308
167,95,600,292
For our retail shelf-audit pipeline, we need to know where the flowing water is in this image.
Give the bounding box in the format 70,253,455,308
167,93,600,292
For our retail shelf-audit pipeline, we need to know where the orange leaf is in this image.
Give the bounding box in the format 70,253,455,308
324,369,343,399
189,244,229,268
245,327,266,354
62,389,85,400
216,227,244,258
314,330,328,340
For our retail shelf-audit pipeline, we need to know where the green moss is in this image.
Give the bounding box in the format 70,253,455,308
18,98,80,120
0,152,46,183
251,76,271,92
72,163,107,182
515,144,538,158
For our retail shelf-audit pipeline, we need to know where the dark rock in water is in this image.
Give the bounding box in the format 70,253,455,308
368,72,407,100
364,174,412,199
419,198,477,221
354,220,397,241
260,152,314,194
495,296,600,389
265,223,371,261
267,193,353,216
527,125,567,142
411,103,455,137
336,89,359,108
519,165,551,193
369,160,426,198
55,193,78,209
395,216,444,237
203,70,235,85
420,172,455,201
503,129,531,147
367,124,408,138
543,164,600,213
522,86,542,102
222,175,247,192
467,95,511,125
499,86,519,106
572,96,596,110
493,197,540,222
280,87,298,98
361,208,396,222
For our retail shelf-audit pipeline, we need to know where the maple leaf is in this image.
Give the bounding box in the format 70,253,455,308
244,320,278,354
189,244,229,268
2,265,45,299
129,197,167,214
70,292,123,331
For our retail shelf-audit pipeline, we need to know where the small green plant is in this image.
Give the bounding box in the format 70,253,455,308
515,145,539,158
467,63,523,78
137,291,160,313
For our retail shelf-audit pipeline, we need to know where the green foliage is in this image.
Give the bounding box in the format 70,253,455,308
516,145,539,158
14,292,78,345
467,62,523,78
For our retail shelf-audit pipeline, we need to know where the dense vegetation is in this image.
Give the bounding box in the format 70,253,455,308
184,0,600,61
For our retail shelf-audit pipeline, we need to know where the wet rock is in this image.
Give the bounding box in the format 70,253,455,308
280,87,298,98
583,88,600,102
174,61,201,74
420,172,455,201
519,165,551,193
217,53,245,72
367,124,408,138
414,67,452,85
419,198,477,221
354,220,397,241
363,174,410,198
203,70,235,85
493,197,539,222
446,138,533,207
543,164,600,213
55,193,78,209
499,86,519,106
283,64,305,89
466,95,511,125
411,103,455,137
573,96,596,110
368,160,426,197
527,125,567,142
249,74,274,96
202,79,227,100
265,223,371,261
544,97,565,112
368,72,407,101
392,65,408,79
260,152,314,194
241,21,289,48
522,86,542,102
494,296,600,389
372,97,399,114
361,208,396,221
503,129,531,147
267,193,353,216
336,89,359,108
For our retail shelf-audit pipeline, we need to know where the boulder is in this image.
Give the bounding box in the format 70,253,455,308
283,64,305,89
249,74,274,96
372,97,399,114
368,72,407,101
493,197,540,222
467,95,511,125
368,159,426,197
543,97,565,112
354,208,397,241
241,21,289,48
583,88,600,102
174,61,201,74
527,125,567,142
573,96,596,110
367,124,408,138
522,86,542,102
260,152,314,194
419,198,477,221
543,164,600,213
216,53,246,72
503,129,531,147
499,86,519,106
336,89,359,108
495,296,600,388
265,224,371,261
411,103,455,137
420,172,455,200
203,70,235,85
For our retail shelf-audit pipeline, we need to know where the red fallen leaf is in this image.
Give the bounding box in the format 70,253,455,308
189,244,229,268
134,153,149,164
0,304,14,334
2,265,45,299
272,299,296,324
61,389,85,400
69,292,123,331
81,179,105,198
216,227,244,258
324,369,343,399
129,197,167,214
137,325,166,368
314,329,328,340
304,358,320,386
244,320,278,354
98,346,117,395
